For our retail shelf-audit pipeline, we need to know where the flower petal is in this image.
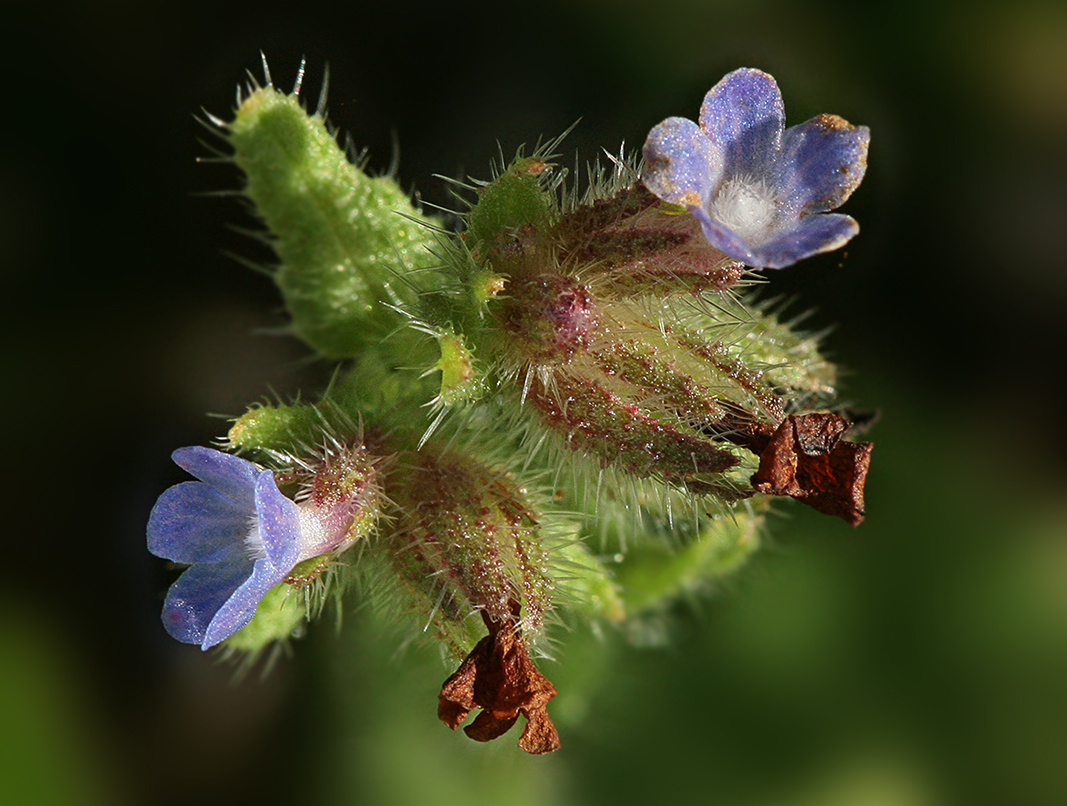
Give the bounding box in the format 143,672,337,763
699,68,784,179
775,115,870,215
147,481,250,564
642,116,722,207
171,446,259,506
161,557,254,645
748,213,859,269
253,471,303,568
201,557,292,649
687,205,758,265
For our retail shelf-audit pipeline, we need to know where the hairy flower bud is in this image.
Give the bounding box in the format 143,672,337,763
387,447,553,645
375,445,560,752
226,83,438,357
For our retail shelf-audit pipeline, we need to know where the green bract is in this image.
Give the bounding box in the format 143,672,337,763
229,87,439,356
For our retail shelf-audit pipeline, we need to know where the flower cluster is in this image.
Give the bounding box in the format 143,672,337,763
148,62,874,754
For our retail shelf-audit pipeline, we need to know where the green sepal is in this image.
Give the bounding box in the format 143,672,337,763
351,538,489,659
614,506,764,615
466,156,556,251
554,540,625,623
434,331,487,407
228,86,439,357
224,581,306,652
228,400,332,459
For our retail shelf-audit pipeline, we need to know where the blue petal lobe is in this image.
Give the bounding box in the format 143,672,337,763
201,558,292,649
171,447,259,506
642,116,721,207
253,471,303,567
776,116,870,215
161,558,254,645
688,205,758,265
699,68,784,179
749,213,859,269
147,481,251,564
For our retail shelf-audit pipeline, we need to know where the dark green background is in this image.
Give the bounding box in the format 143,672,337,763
2,1,1065,804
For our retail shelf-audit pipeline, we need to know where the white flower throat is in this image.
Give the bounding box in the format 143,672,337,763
244,519,267,559
709,176,778,245
242,508,345,563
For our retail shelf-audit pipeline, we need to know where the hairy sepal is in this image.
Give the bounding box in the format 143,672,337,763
380,447,557,657
228,86,440,357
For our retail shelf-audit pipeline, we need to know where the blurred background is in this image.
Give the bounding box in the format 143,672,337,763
2,0,1065,804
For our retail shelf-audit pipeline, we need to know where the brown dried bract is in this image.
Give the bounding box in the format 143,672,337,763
438,608,560,754
750,412,872,527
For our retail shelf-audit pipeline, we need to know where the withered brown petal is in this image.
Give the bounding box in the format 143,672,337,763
472,628,558,713
751,413,872,527
437,698,472,731
437,612,561,754
464,709,520,742
792,411,848,455
518,706,562,754
437,635,490,729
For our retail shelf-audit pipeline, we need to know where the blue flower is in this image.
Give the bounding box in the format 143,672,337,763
641,68,870,269
147,446,304,649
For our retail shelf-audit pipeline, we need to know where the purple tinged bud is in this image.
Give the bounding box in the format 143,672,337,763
378,446,562,754
498,274,599,364
387,447,553,648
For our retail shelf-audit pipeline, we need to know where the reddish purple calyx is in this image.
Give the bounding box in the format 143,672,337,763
499,274,599,364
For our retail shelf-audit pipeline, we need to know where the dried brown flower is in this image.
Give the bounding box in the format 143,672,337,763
438,606,560,754
750,412,872,526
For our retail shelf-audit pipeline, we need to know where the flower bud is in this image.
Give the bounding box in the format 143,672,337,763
387,447,553,645
378,445,560,752
227,84,438,357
